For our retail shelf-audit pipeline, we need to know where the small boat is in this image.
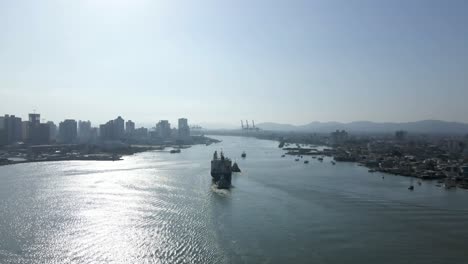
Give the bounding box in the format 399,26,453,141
170,149,181,154
241,151,246,158
417,181,422,186
318,157,323,162
304,160,309,164
231,162,241,172
295,158,300,162
312,156,317,159
408,185,414,190
331,161,336,165
281,154,286,158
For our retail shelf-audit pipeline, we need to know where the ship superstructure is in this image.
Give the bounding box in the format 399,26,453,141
211,151,232,189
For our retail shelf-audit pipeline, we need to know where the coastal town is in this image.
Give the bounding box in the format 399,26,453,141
278,129,468,189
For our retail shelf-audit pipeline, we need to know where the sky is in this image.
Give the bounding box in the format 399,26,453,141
1,0,467,128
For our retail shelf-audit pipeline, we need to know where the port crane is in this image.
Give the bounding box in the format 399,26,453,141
241,120,260,131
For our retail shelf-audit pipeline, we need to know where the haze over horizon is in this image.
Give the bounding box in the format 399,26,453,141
1,0,468,126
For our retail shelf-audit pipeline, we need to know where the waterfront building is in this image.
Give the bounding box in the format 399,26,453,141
134,127,148,138
99,117,126,141
22,121,30,142
27,113,50,145
178,118,190,140
114,116,125,139
90,127,98,142
126,120,135,135
47,121,58,141
29,113,40,125
59,119,78,144
30,123,50,145
156,120,171,140
2,115,22,144
99,121,113,140
78,120,92,143
0,116,5,145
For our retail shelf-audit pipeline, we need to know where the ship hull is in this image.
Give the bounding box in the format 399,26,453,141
211,159,232,188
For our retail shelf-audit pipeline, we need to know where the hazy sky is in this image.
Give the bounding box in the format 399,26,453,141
1,0,467,127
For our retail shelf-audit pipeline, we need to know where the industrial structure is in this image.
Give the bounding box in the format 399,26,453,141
241,120,260,132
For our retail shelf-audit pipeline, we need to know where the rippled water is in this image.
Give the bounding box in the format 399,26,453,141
1,136,468,263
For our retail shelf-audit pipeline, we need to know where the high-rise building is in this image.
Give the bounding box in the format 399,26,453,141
27,113,50,145
78,120,92,143
3,115,22,144
156,120,171,139
114,116,125,139
99,122,112,140
178,118,190,140
29,113,40,125
47,121,58,141
30,123,50,145
0,116,5,130
0,116,6,145
90,127,98,142
59,119,77,144
99,117,126,141
134,127,148,139
22,121,30,142
126,120,135,135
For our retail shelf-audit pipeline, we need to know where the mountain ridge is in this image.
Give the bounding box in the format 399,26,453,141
256,120,468,134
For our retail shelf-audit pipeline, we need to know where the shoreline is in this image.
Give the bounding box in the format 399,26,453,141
0,136,221,167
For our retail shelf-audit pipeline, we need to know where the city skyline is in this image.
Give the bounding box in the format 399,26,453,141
0,111,195,131
0,111,195,145
1,0,468,125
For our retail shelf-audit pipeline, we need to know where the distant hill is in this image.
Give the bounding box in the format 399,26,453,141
256,120,468,134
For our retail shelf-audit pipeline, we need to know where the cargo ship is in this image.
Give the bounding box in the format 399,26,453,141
211,151,232,189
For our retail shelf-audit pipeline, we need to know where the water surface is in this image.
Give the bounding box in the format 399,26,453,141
1,136,468,263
